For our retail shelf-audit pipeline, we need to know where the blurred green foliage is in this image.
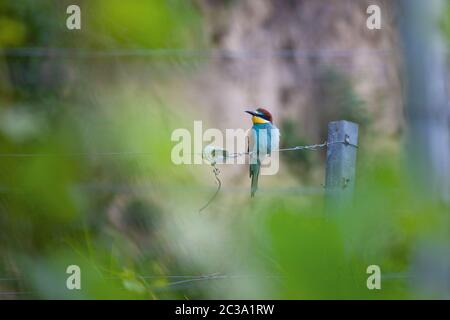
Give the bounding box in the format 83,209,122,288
0,0,202,48
0,0,204,299
86,0,202,49
315,67,370,138
440,0,450,41
279,119,316,182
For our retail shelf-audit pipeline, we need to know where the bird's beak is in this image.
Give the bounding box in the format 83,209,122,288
245,110,257,116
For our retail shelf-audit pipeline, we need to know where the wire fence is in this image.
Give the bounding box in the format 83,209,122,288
0,47,392,59
0,271,409,297
0,140,338,159
0,141,335,297
0,273,283,297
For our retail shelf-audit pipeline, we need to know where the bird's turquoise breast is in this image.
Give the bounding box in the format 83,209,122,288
252,123,275,155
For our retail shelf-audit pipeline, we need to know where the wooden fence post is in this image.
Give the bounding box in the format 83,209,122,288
325,120,359,210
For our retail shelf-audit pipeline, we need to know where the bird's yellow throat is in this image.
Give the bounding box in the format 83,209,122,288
252,116,269,124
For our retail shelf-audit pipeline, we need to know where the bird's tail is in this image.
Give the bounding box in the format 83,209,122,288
250,160,260,197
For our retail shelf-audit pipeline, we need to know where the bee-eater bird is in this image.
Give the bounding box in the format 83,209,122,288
245,108,280,197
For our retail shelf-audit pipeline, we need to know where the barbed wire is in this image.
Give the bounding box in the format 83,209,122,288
198,162,221,213
0,140,356,159
198,140,357,212
0,152,155,158
0,140,355,212
0,272,283,296
0,271,409,297
222,140,356,160
277,141,329,152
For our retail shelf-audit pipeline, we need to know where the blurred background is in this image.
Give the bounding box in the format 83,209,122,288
0,0,449,299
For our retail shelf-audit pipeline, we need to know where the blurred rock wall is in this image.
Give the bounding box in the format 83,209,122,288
193,0,402,142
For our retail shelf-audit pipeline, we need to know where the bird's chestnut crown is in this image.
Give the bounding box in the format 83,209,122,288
245,108,273,124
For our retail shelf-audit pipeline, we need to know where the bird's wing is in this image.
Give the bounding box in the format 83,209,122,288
271,126,280,153
245,128,255,154
246,128,257,177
